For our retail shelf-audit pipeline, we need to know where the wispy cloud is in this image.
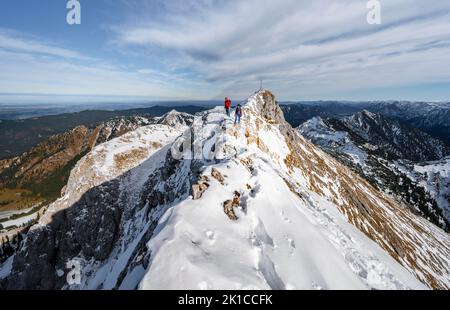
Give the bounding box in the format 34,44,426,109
113,0,450,100
0,28,211,100
0,29,88,59
1,1,450,102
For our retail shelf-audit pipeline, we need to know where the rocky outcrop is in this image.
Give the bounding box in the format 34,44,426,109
192,176,210,200
211,168,225,185
223,191,241,221
249,90,285,124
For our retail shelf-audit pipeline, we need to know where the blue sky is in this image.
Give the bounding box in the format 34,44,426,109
0,0,450,103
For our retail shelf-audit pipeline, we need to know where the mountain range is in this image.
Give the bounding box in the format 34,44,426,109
0,106,207,160
281,101,450,145
299,111,450,231
1,91,449,290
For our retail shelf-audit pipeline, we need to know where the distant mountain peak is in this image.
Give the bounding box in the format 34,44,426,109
157,109,194,128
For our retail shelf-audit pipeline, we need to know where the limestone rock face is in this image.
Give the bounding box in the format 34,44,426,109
248,90,285,124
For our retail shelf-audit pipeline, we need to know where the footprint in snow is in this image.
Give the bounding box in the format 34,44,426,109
205,230,216,244
287,238,296,255
252,218,274,248
280,210,291,223
249,183,261,198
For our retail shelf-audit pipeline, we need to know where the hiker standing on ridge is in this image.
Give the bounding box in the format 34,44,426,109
224,97,231,117
234,104,243,125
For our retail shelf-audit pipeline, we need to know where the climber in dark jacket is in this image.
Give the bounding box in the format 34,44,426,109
234,104,243,124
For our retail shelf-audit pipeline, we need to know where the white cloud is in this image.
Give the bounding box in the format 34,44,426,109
0,29,216,100
113,0,450,100
2,1,450,101
0,29,88,59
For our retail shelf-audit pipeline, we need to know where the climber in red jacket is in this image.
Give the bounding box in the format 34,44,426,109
224,97,231,117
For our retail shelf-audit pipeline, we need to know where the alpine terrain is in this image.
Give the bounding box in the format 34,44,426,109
298,111,450,231
367,101,450,144
1,91,450,290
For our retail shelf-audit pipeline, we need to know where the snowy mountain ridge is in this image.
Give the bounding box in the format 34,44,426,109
1,91,450,290
298,114,450,231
